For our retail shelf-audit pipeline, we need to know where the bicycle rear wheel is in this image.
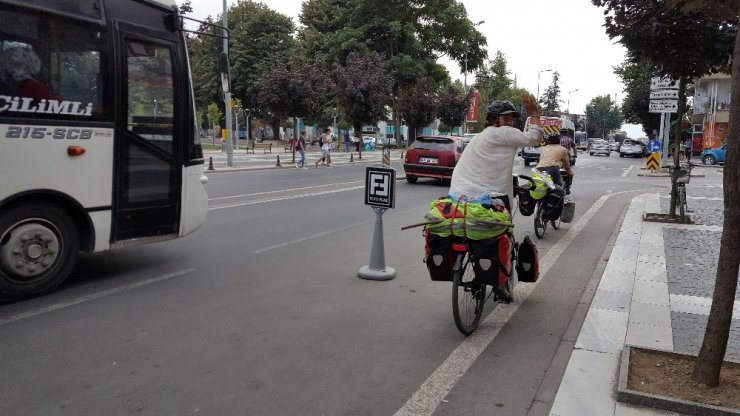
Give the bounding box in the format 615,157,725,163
452,251,486,335
534,203,548,239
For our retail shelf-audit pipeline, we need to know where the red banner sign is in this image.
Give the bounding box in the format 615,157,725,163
466,91,480,123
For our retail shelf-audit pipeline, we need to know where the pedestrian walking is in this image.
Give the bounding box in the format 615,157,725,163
343,130,351,152
315,127,334,167
683,137,692,160
295,131,307,169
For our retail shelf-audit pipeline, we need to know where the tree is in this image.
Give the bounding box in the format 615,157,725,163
257,54,331,142
664,0,740,388
474,51,514,105
299,0,486,143
593,0,735,219
332,51,393,157
584,95,622,139
539,71,562,116
437,84,469,133
396,77,439,142
613,59,661,136
593,0,738,387
187,1,295,138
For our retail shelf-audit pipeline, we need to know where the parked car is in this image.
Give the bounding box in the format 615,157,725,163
619,139,645,158
701,143,726,165
377,137,397,148
589,139,611,156
608,141,621,152
403,135,464,183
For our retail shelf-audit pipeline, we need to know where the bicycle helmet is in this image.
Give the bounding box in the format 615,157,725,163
485,100,519,119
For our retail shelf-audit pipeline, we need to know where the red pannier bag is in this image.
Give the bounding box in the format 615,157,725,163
468,233,513,287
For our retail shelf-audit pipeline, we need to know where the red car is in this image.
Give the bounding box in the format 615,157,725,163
403,135,466,183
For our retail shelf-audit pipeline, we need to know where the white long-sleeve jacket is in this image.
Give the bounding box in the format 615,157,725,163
448,124,543,203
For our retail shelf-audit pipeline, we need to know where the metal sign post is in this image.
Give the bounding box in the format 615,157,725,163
649,76,679,164
358,166,396,281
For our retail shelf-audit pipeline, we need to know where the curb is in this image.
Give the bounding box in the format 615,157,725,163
617,346,740,415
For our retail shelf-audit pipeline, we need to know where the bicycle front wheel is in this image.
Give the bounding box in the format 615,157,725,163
534,203,548,239
452,251,486,335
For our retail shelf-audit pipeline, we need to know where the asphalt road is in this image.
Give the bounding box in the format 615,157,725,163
0,152,665,415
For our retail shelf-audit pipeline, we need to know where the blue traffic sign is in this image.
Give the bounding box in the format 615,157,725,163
647,139,662,153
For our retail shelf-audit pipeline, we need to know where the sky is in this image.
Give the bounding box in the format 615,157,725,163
186,0,645,138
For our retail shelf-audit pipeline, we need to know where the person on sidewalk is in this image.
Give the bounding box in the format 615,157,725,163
343,130,351,152
315,127,333,168
295,131,307,169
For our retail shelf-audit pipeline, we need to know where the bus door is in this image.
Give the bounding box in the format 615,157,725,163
114,32,182,241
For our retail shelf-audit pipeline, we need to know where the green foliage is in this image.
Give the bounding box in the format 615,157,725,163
539,71,561,116
614,59,660,137
437,84,468,129
585,95,623,139
474,51,514,104
397,76,439,131
332,51,393,135
593,0,735,80
299,0,486,90
257,54,331,123
188,2,295,121
206,102,222,129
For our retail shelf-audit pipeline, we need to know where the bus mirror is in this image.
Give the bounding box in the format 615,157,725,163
219,52,230,93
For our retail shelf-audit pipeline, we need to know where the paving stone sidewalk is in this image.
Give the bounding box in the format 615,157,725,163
550,175,739,416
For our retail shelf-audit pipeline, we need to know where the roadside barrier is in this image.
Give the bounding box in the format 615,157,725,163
208,157,214,171
276,155,282,167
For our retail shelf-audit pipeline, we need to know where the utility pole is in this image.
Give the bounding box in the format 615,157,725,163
223,0,234,167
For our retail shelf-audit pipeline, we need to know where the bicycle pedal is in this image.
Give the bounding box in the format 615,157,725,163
493,286,513,303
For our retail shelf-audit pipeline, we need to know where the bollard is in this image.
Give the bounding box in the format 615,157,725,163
350,152,354,162
276,155,281,167
208,156,215,170
358,207,396,281
400,151,404,159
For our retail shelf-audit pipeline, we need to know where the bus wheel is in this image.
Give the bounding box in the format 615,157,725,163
0,203,79,302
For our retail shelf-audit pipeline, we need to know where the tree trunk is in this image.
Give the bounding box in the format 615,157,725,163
393,105,402,147
692,6,740,386
668,77,687,218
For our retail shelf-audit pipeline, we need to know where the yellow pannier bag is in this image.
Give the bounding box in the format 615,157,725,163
424,197,512,240
529,170,552,200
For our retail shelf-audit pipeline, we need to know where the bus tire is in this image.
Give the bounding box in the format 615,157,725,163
0,203,79,302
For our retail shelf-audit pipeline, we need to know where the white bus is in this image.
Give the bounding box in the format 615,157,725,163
0,0,209,301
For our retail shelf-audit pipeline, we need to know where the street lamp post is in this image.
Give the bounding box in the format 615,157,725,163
567,89,579,115
537,69,553,102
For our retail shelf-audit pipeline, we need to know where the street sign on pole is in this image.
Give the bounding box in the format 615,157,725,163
650,76,678,90
650,90,679,100
649,100,678,113
365,166,396,209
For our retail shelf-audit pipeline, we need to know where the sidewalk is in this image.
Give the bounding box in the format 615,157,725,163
200,146,403,172
550,172,739,415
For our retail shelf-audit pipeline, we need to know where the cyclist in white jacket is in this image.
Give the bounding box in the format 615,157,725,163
448,92,544,210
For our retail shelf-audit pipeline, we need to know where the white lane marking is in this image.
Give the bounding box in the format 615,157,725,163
208,181,364,201
621,164,635,178
208,186,365,210
394,193,615,416
253,222,367,254
0,269,196,326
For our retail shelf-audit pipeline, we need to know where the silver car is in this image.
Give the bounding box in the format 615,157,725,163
619,140,645,158
589,139,611,156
